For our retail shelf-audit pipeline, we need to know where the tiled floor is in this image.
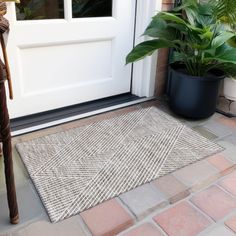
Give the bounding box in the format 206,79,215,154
1,99,236,236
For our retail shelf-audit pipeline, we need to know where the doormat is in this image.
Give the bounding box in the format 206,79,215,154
16,107,223,223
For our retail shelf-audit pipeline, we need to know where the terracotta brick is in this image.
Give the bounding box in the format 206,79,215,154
190,186,236,221
155,47,170,96
156,64,168,73
225,215,236,233
155,71,168,96
152,174,190,204
158,48,170,57
162,4,174,11
219,171,236,196
80,199,134,236
121,223,163,236
207,154,234,175
153,201,211,236
162,0,175,4
173,160,219,192
157,52,169,68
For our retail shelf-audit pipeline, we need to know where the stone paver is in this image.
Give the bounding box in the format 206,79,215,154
219,171,236,197
120,223,163,236
192,126,218,140
173,160,219,192
153,201,211,236
224,134,236,146
203,120,232,138
119,184,167,219
190,186,236,221
0,182,47,233
217,141,236,163
207,154,234,175
199,225,236,236
183,118,207,128
11,216,87,236
0,148,29,193
152,174,190,204
225,215,236,233
80,199,134,236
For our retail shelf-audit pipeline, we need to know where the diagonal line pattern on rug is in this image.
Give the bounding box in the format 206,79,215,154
16,107,224,223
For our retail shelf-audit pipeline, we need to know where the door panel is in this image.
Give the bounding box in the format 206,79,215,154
7,0,136,118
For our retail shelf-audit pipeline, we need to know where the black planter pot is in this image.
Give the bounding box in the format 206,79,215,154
169,64,225,119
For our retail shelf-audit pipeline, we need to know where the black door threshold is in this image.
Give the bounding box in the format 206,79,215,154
11,93,143,133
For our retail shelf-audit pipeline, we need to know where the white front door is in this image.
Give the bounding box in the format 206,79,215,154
6,0,136,118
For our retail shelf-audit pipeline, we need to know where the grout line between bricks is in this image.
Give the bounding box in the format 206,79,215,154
214,183,236,201
187,198,216,223
149,218,169,236
78,217,93,236
77,215,93,236
116,197,137,222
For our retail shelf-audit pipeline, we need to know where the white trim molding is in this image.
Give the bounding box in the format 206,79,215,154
132,0,162,97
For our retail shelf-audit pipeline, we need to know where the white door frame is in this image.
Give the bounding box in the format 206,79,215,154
6,0,162,100
132,0,162,97
5,0,162,135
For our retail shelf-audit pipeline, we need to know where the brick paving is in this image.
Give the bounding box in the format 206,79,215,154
191,186,236,221
225,216,236,233
219,172,236,197
154,201,212,236
1,101,236,236
120,223,163,236
152,174,190,204
207,154,234,174
80,199,134,236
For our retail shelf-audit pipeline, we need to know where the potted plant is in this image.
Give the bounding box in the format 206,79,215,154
126,0,236,119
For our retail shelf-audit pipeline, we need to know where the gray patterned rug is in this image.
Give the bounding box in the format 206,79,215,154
16,107,223,223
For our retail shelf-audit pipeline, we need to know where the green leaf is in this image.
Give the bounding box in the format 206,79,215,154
206,47,236,64
185,8,197,26
145,17,167,32
143,17,167,37
126,39,174,64
200,30,213,40
144,27,178,41
211,31,235,48
204,48,216,56
209,0,236,29
227,36,236,48
198,3,213,16
218,63,236,77
172,0,198,12
157,12,187,25
172,51,185,63
168,23,187,32
196,14,214,27
143,14,182,40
